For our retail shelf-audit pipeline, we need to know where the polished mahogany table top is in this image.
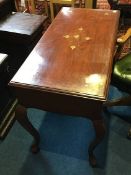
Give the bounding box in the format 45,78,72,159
9,7,119,103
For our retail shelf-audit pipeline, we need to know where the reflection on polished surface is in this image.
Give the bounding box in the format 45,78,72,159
62,7,73,16
11,8,119,100
84,74,106,97
13,50,47,85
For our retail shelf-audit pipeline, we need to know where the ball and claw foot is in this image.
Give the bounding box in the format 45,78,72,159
31,143,40,154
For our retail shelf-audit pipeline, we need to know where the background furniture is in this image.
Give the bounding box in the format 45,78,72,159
0,53,17,139
24,0,49,15
105,27,131,139
0,0,48,76
107,0,131,25
49,0,94,22
0,0,48,75
0,0,48,139
49,0,75,21
85,0,96,8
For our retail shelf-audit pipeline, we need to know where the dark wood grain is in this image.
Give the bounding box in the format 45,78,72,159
9,7,120,166
10,8,119,100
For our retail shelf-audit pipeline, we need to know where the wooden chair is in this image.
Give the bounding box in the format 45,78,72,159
104,27,131,139
49,0,75,21
107,0,131,25
49,0,94,22
20,0,49,15
85,0,94,8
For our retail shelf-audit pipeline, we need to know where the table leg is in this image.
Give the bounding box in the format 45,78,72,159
89,119,106,166
15,104,40,153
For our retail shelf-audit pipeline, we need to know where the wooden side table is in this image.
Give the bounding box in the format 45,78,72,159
9,8,120,166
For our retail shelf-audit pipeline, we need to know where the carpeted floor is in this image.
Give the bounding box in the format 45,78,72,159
0,85,131,175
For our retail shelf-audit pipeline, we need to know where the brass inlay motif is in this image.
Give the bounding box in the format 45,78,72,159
70,45,76,50
63,27,92,50
63,35,70,39
73,35,80,39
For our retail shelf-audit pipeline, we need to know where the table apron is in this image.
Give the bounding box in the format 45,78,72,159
11,87,104,120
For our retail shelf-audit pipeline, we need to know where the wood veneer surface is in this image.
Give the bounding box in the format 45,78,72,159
9,7,120,101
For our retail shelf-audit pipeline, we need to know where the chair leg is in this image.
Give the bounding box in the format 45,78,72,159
104,96,131,107
85,0,93,8
15,0,20,11
71,0,75,7
24,0,36,13
104,96,131,140
49,1,54,22
24,0,30,12
44,0,49,16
